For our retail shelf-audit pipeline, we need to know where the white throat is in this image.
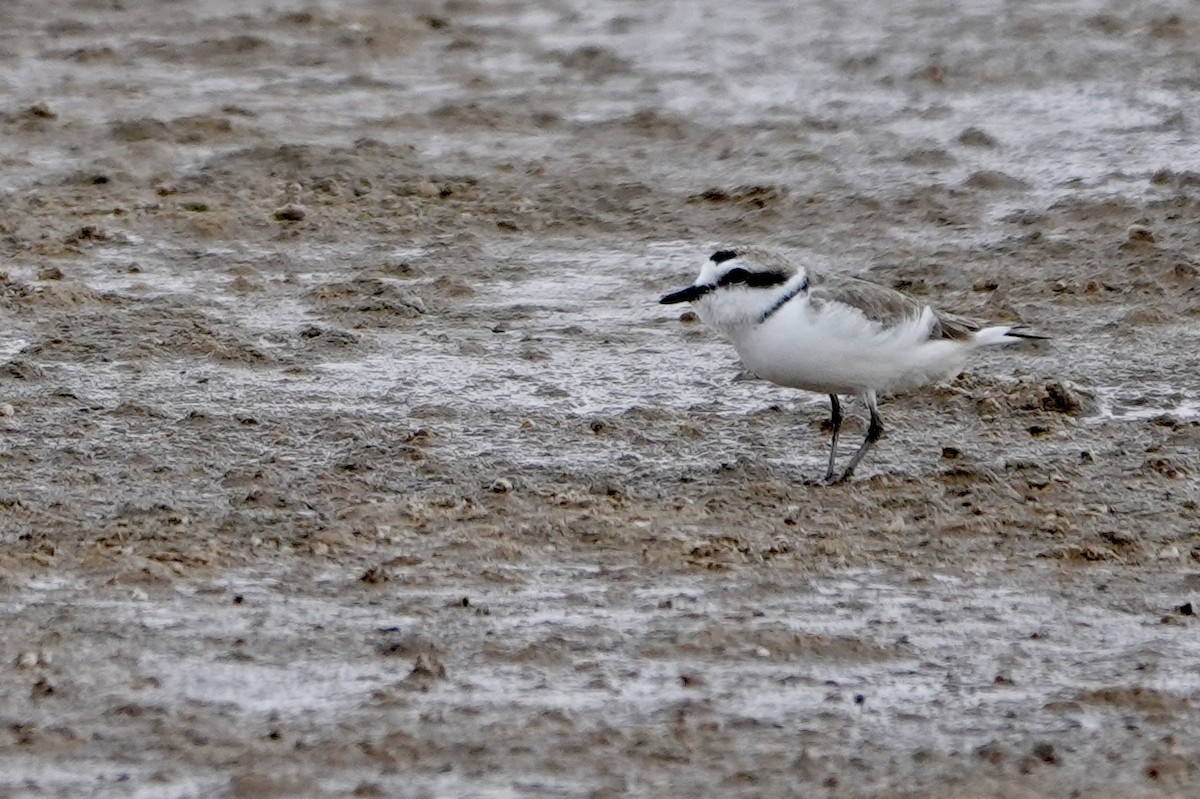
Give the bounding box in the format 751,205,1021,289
694,270,808,338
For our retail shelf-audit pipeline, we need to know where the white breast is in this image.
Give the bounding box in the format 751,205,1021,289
729,299,971,395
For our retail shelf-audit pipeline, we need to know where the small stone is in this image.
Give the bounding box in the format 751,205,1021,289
754,647,771,658
37,265,64,281
1150,167,1175,185
360,567,390,585
413,181,440,198
15,651,39,669
1178,601,1195,616
976,397,1002,417
1126,224,1155,244
0,404,14,417
1101,530,1138,547
957,126,997,147
490,477,513,493
1041,381,1089,415
1031,742,1058,764
963,170,1029,190
273,203,306,222
68,224,106,243
402,653,447,690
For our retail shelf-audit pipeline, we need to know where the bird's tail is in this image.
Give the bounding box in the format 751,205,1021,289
972,325,1049,347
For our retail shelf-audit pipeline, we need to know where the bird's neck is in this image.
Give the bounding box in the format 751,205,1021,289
696,272,807,335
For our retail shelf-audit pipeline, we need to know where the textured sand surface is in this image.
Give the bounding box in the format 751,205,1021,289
2,1,1199,796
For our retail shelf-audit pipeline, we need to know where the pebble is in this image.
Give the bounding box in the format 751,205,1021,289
1156,545,1181,561
962,170,1029,190
1150,167,1175,184
1125,224,1155,244
273,203,306,222
957,126,997,147
413,181,440,198
1031,742,1058,764
0,403,14,417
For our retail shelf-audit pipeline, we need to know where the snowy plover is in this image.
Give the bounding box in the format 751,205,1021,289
660,247,1046,484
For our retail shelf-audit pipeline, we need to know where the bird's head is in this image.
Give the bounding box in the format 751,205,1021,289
660,248,805,330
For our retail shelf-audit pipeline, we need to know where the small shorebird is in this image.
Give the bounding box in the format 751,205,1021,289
660,247,1046,484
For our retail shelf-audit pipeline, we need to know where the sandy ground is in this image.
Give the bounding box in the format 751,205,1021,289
2,0,1200,796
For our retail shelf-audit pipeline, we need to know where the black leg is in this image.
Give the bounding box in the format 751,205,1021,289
823,394,842,483
835,391,883,484
805,394,843,486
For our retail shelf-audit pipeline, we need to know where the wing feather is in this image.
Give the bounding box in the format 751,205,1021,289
807,272,980,341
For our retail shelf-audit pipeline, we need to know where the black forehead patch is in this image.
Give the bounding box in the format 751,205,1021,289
710,249,738,264
717,268,792,289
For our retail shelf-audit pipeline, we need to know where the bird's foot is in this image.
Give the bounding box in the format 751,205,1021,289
805,469,856,487
804,471,843,487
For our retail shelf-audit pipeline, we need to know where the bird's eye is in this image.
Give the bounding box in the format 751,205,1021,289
718,268,751,286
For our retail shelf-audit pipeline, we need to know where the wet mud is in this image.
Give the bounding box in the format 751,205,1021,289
2,0,1200,796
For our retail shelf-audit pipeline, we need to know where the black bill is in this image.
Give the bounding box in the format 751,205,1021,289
659,284,712,304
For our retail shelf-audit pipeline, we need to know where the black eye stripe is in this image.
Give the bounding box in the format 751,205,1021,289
717,267,750,286
717,268,791,289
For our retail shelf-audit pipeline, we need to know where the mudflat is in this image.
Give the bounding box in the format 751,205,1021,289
1,1,1199,796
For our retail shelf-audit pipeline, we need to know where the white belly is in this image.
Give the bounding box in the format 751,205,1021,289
729,303,970,396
